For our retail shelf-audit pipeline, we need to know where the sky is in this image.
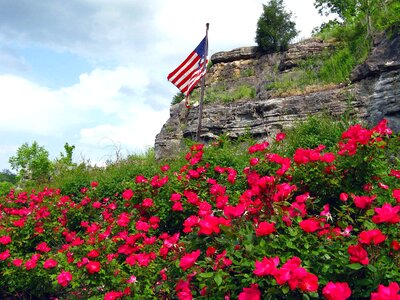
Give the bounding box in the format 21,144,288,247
0,0,334,171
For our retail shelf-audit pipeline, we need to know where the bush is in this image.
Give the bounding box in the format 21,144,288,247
0,119,399,299
255,0,298,54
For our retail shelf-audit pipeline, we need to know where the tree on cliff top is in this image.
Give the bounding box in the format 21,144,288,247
255,0,298,54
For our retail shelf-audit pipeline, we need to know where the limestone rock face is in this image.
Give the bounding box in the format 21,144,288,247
278,38,335,71
155,33,400,159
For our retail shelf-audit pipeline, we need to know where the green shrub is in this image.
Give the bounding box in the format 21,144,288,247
255,0,298,54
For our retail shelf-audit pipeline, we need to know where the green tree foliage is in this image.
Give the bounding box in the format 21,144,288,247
255,0,298,54
0,169,16,184
9,141,52,183
314,0,394,37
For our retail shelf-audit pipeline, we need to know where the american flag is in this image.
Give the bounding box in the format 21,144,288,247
167,36,208,97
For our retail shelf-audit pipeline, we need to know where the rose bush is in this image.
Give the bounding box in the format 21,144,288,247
0,119,399,299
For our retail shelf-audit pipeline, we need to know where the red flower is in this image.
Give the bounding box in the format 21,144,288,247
172,201,183,211
370,282,400,300
255,222,276,236
117,212,130,227
348,244,369,265
12,258,23,267
86,261,101,274
339,193,349,202
372,203,400,224
238,284,261,300
299,219,320,233
253,256,279,276
275,132,286,142
358,229,386,245
142,198,154,207
87,249,100,258
392,240,400,251
249,157,259,166
322,282,352,300
0,249,10,261
393,189,400,203
0,235,11,245
352,195,376,209
90,181,98,188
160,164,170,172
122,189,134,200
298,273,319,292
179,249,201,271
104,291,123,300
389,169,400,179
57,270,72,287
223,204,245,218
43,259,58,269
36,242,51,253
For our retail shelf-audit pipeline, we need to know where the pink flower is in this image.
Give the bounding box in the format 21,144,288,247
86,261,101,274
372,203,400,224
255,222,276,236
348,244,369,265
179,250,201,271
238,284,261,300
322,282,352,300
122,189,134,200
253,256,279,276
0,235,11,245
299,219,320,233
57,270,72,287
358,229,386,245
370,282,400,300
43,259,58,269
127,275,137,283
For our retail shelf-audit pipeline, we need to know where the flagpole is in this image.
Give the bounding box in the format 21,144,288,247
196,23,209,142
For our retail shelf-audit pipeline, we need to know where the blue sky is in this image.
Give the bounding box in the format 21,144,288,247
0,0,333,171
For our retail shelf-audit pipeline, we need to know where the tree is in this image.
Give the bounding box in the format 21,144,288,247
0,169,17,184
255,0,298,54
314,0,384,36
9,141,52,183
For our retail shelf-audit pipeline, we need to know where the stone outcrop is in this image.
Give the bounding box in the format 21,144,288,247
155,32,400,159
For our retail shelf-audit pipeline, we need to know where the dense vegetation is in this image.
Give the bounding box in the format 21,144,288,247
0,115,399,299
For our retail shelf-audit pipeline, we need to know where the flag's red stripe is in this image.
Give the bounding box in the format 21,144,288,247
168,55,200,85
175,64,200,89
167,51,197,81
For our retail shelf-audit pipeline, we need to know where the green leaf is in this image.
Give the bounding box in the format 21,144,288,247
214,273,223,286
367,264,377,273
198,272,214,279
347,263,363,270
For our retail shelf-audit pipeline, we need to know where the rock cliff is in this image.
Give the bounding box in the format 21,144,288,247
155,32,400,159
